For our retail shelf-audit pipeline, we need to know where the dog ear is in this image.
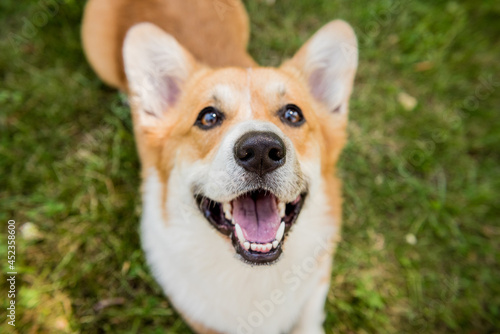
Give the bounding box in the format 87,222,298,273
283,20,358,116
123,23,197,126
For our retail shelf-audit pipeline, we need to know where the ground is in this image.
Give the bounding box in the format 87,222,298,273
0,0,499,333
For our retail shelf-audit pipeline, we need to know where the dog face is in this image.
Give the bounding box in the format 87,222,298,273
123,22,357,265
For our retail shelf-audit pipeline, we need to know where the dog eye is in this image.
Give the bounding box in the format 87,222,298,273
195,107,224,130
279,104,305,127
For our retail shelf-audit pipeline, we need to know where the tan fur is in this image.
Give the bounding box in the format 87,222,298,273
82,1,357,333
185,315,225,334
82,0,255,90
129,65,345,229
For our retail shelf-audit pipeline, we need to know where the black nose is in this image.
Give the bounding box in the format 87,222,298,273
234,131,286,176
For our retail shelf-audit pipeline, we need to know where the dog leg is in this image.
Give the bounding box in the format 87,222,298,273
292,283,329,334
291,257,332,334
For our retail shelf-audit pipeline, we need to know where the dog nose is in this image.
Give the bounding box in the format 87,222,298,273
234,131,286,176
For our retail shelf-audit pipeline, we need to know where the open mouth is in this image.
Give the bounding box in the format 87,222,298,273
196,189,306,265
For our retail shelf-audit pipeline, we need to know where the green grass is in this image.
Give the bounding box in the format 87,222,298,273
1,0,499,333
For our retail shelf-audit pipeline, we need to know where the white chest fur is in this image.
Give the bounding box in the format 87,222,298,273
140,169,337,334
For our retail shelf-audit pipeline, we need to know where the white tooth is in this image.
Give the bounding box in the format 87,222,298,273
278,201,286,217
265,243,272,252
251,243,257,251
223,202,232,220
272,240,279,249
275,221,285,243
235,224,246,245
243,242,250,250
231,218,235,225
256,244,262,252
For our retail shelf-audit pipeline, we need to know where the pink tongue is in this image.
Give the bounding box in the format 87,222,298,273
232,192,280,243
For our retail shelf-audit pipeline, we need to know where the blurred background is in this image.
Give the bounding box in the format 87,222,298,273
0,0,499,333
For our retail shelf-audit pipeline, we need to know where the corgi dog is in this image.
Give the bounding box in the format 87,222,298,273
82,0,357,333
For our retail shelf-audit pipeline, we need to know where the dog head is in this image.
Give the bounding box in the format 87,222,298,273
123,21,357,265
